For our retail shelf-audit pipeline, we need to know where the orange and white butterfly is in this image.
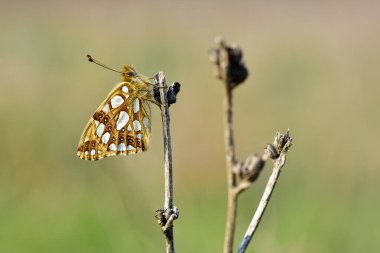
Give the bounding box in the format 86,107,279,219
77,56,153,161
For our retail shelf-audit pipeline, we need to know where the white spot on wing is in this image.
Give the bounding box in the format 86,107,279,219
122,86,129,95
94,120,99,127
110,95,124,108
102,104,110,113
127,124,132,131
118,143,126,151
133,98,140,113
133,120,141,131
109,143,117,151
85,137,89,142
116,111,129,130
101,132,110,144
143,117,150,130
90,149,96,156
136,134,142,139
96,123,105,137
85,151,89,155
127,145,135,151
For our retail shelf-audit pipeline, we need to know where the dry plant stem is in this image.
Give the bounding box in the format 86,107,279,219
212,38,291,253
237,153,288,253
156,72,175,253
223,85,238,253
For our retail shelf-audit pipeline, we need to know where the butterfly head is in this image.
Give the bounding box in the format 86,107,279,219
122,65,153,92
122,65,138,78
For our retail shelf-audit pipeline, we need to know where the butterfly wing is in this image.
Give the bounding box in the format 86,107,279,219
77,81,152,161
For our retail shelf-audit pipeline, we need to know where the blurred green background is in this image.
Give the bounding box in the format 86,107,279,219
1,0,379,252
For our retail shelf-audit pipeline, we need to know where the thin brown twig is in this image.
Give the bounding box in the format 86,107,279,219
214,38,250,253
154,72,178,253
213,38,248,253
237,133,292,252
223,84,238,253
210,37,292,253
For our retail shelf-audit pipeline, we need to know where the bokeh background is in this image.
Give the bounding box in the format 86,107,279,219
1,0,379,252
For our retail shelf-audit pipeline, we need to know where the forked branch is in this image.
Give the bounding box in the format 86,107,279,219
238,131,292,253
210,37,293,253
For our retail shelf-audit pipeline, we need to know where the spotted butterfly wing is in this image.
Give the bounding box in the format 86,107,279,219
77,65,152,161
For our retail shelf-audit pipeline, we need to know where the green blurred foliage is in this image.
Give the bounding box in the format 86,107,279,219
0,1,379,252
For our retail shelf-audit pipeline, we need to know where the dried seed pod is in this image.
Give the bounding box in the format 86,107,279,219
266,144,279,159
153,81,181,106
209,38,249,89
239,154,265,182
167,82,181,106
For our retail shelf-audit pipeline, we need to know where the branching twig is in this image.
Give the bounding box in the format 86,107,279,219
238,131,292,253
154,72,180,253
210,37,252,253
210,37,293,253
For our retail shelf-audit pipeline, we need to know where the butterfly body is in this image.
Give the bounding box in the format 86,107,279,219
77,65,152,161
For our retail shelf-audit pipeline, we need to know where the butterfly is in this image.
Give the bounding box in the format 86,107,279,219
77,55,154,161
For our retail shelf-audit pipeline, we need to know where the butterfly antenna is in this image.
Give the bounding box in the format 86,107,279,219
86,54,123,74
135,75,164,88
